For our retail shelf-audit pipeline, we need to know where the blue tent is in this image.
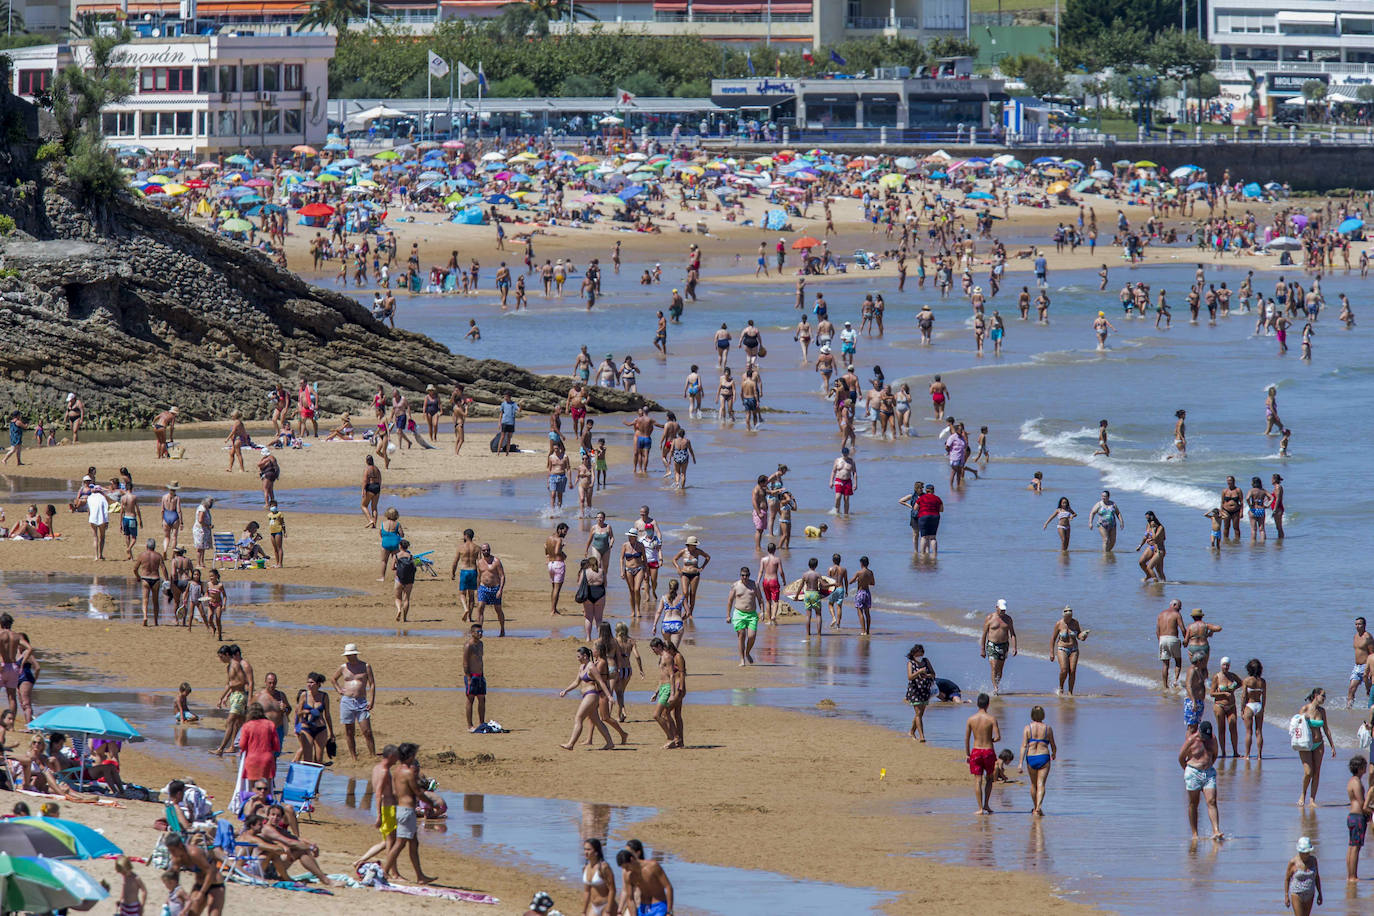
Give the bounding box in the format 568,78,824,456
486,193,515,205
452,206,485,225
763,209,788,230
1242,182,1262,198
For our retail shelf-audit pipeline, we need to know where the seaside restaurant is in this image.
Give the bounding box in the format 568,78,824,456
711,71,1007,135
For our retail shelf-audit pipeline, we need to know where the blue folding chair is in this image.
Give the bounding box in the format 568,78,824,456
280,762,324,822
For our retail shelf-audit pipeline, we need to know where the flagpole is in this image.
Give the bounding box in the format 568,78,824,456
478,62,484,139
427,67,432,142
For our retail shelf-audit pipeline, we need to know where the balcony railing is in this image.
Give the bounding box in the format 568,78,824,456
846,16,919,30
653,12,813,23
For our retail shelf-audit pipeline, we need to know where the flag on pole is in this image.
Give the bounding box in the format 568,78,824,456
746,49,755,76
456,62,477,86
427,51,449,78
802,49,815,65
477,62,487,90
614,87,636,107
830,49,847,66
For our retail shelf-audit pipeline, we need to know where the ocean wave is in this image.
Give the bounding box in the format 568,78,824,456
1019,418,1217,510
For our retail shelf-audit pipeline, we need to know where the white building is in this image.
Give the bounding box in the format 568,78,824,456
4,33,335,153
1210,1,1374,66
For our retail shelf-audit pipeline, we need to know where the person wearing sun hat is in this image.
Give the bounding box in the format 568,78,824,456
1285,836,1320,911
153,406,179,459
332,644,377,761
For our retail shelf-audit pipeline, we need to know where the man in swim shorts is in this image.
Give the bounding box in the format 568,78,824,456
750,476,769,550
1184,651,1206,730
649,637,680,748
829,448,857,516
980,600,1017,694
965,693,1001,815
1156,599,1186,689
212,644,253,756
726,567,765,667
756,542,785,626
616,848,674,916
475,545,507,637
0,614,29,716
1350,617,1374,706
851,555,874,637
1348,755,1372,880
451,528,480,621
624,408,659,474
333,644,377,760
546,441,570,510
463,624,487,732
825,554,849,629
1179,721,1222,840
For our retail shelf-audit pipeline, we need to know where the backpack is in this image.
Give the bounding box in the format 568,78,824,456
1288,713,1312,751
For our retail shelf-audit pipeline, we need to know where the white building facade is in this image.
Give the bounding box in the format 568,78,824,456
4,33,335,153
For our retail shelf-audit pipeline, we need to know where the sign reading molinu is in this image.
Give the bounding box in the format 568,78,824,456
1267,72,1328,95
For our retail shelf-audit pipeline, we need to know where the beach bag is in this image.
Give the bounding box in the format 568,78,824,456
1289,713,1312,751
1359,722,1372,750
574,573,590,605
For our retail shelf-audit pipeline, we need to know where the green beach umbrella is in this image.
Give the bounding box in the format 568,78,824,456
372,150,400,161
220,218,253,232
316,173,340,183
0,853,82,913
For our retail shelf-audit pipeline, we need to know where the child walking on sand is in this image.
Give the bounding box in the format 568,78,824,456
161,869,189,916
594,439,609,489
115,856,146,916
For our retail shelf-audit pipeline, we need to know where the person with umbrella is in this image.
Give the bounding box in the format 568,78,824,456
49,732,126,795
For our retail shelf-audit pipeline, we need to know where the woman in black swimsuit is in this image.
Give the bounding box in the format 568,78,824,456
422,385,441,440
578,556,608,641
619,532,646,620
16,634,37,722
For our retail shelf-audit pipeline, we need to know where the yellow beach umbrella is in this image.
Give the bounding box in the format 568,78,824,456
1046,181,1070,195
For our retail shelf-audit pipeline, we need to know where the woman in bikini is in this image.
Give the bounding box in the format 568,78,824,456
1240,658,1266,760
1018,706,1057,817
717,368,736,421
671,537,710,618
1264,386,1283,436
1042,497,1077,550
619,531,647,620
611,623,643,722
204,569,227,641
653,579,688,649
372,415,391,469
292,673,333,764
1050,607,1086,695
558,646,615,751
1246,476,1269,542
576,556,608,642
1297,687,1335,808
669,430,695,491
360,455,382,528
372,384,387,422
905,644,935,742
1137,511,1167,582
1169,409,1187,459
584,634,628,746
581,838,616,916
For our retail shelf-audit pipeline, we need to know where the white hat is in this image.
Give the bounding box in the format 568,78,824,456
1219,656,1230,665
1297,837,1314,853
66,392,76,401
342,643,359,656
996,599,1008,611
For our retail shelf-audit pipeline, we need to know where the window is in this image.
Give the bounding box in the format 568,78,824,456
261,64,280,92
263,108,281,135
17,69,49,96
198,66,216,93
283,64,303,91
101,112,136,136
216,109,237,136
218,65,237,93
241,65,259,93
283,108,302,134
242,109,260,134
138,110,194,136
140,67,192,92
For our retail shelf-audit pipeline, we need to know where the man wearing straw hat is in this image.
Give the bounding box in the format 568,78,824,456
152,406,178,459
332,644,377,761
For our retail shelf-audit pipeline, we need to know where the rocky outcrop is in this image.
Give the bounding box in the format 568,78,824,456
0,118,652,428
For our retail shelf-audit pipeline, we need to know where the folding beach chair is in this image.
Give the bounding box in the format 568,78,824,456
280,762,324,822
212,531,238,569
412,550,440,579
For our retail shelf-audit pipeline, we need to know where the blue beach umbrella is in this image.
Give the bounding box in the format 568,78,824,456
1339,217,1363,234
966,190,995,200
1242,182,1262,198
1186,181,1209,191
9,819,121,860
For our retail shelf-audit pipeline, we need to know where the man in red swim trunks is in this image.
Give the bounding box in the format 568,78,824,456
965,692,1001,815
296,377,318,438
566,384,589,438
830,448,857,516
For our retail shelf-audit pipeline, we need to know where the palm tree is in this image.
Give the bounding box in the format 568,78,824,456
525,0,598,23
298,0,372,33
2,0,25,34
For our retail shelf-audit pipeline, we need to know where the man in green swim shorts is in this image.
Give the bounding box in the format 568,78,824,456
726,566,765,667
650,637,683,748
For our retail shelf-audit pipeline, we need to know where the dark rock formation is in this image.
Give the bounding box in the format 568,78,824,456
0,103,652,428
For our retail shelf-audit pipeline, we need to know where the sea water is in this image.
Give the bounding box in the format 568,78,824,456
346,247,1373,911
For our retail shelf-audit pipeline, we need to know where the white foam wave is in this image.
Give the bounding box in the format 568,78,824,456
1019,418,1217,511
1080,661,1158,691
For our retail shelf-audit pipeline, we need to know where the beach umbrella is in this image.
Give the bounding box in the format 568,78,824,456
0,854,84,912
598,115,624,125
1061,158,1084,169
244,177,273,188
236,194,264,204
323,140,348,151
1047,181,1071,195
220,218,253,233
481,151,507,162
291,144,318,155
442,139,465,149
1073,179,1096,192
509,173,533,184
8,819,120,860
184,179,208,189
990,154,1019,167
1186,181,1209,191
929,170,947,180
878,173,905,189
619,184,647,200
29,858,107,909
139,184,165,194
225,154,254,167
1339,217,1364,234
791,236,820,249
315,173,340,183
1030,156,1060,166
1242,182,1263,198
1290,214,1308,230
1267,237,1302,250
967,190,995,200
143,175,169,184
419,170,444,180
1170,165,1201,178
1090,169,1113,180
486,194,515,205
1112,159,1132,167
333,157,361,168
161,183,189,196
0,824,77,858
372,150,400,161
1134,160,1158,169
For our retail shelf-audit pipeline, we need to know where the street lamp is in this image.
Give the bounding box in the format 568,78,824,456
1128,73,1160,131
